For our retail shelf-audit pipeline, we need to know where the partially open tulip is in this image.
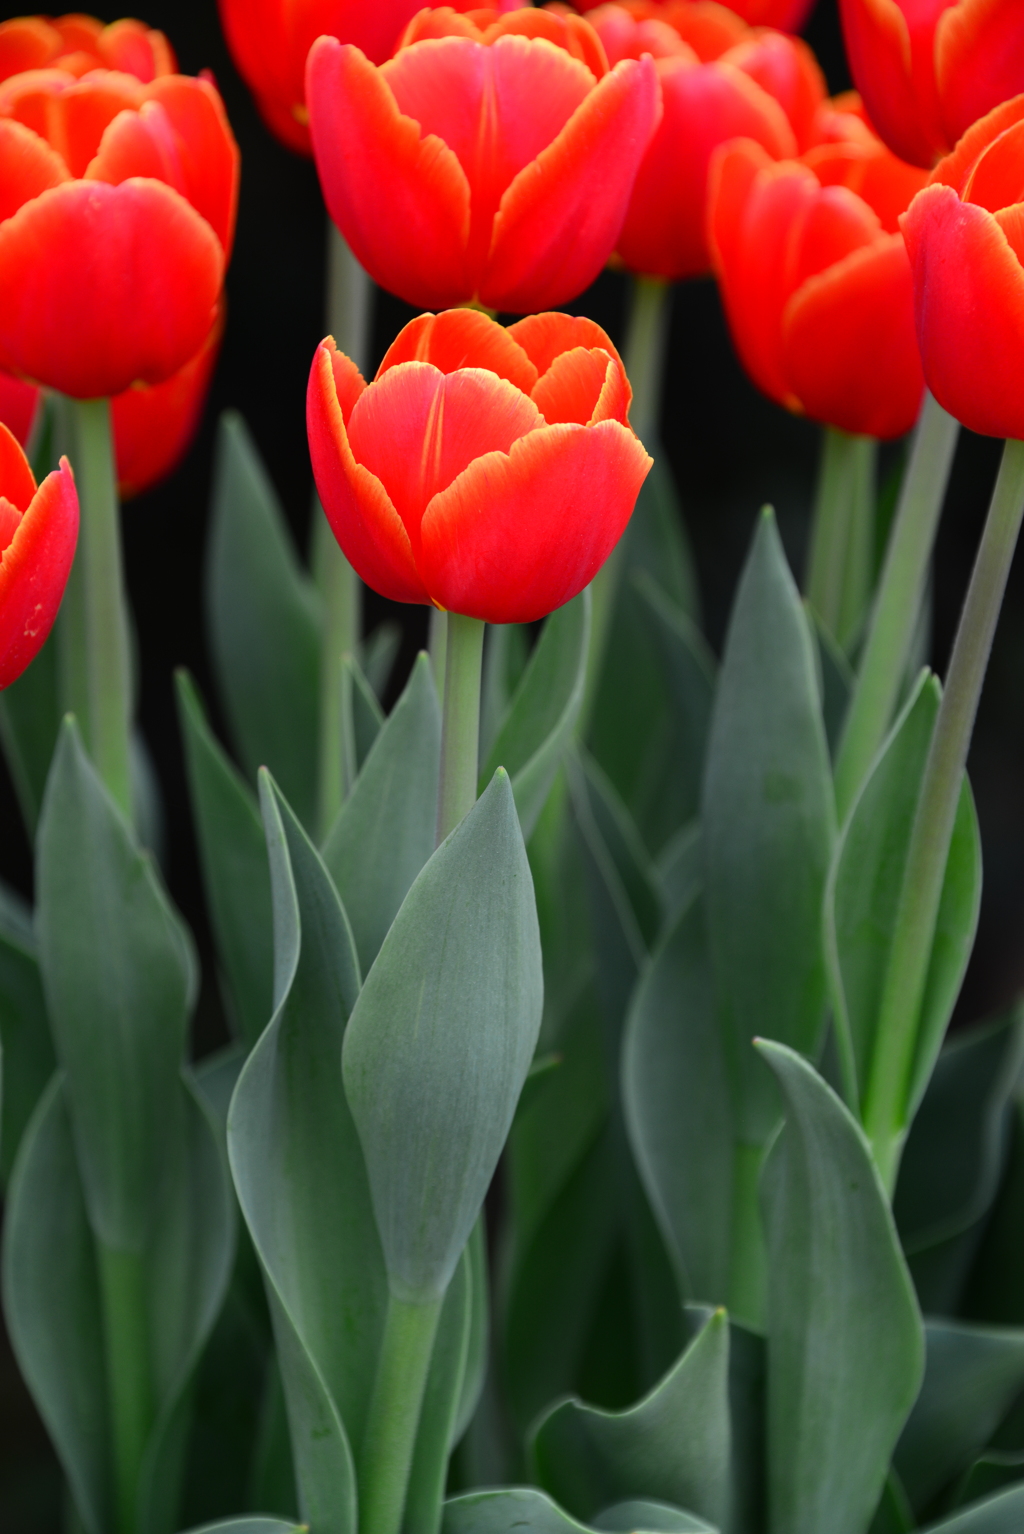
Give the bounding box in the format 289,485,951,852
0,57,238,400
306,8,660,311
0,12,175,83
588,3,824,276
708,122,927,437
307,309,652,622
576,0,816,37
901,96,1024,439
838,0,1024,168
0,421,78,689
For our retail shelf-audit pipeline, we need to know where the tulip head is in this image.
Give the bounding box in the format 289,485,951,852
576,0,817,36
902,95,1024,439
307,309,652,623
839,0,1024,168
0,422,78,689
306,8,660,310
0,13,175,84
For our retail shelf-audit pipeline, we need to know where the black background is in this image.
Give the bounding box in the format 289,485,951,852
1,1,1021,1525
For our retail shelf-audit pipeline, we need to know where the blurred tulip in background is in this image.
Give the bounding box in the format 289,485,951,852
0,421,77,689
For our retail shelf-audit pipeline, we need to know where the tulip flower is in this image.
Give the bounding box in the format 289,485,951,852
0,12,175,84
0,370,41,449
708,124,928,438
307,308,652,623
0,421,78,689
838,0,1024,169
588,3,824,277
901,96,1024,440
0,61,238,399
305,8,660,311
575,0,816,37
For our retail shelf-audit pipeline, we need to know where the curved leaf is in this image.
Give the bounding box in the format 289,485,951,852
181,1521,305,1534
0,893,54,1184
922,1486,1024,1533
444,1487,714,1534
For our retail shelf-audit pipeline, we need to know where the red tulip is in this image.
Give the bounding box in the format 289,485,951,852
306,8,660,311
307,308,652,622
838,0,1024,169
0,370,41,449
0,421,78,689
0,62,238,400
708,120,927,437
588,3,825,277
0,12,175,84
901,95,1024,439
575,0,816,38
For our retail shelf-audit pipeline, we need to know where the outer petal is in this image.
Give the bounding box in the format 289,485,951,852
838,0,942,167
0,455,78,689
420,419,651,622
902,181,1024,438
307,341,429,604
782,234,924,437
0,416,39,510
0,178,223,398
145,77,240,257
307,37,473,308
376,309,538,391
482,54,660,310
0,369,41,448
0,117,69,223
0,19,61,81
724,32,827,150
936,0,1024,151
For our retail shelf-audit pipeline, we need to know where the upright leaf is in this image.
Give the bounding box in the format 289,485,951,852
0,888,54,1183
405,1243,473,1534
759,1043,924,1534
0,623,60,832
633,571,715,826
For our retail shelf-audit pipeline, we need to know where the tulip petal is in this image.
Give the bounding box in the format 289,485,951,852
790,182,881,291
307,341,427,605
782,234,923,438
0,417,38,511
0,368,41,447
145,77,239,256
376,309,538,392
0,456,78,690
420,420,651,623
0,178,223,398
482,9,610,79
0,117,69,222
930,94,1024,195
531,347,618,425
935,0,1024,152
902,181,1024,439
724,31,826,150
0,18,62,80
482,55,659,311
838,0,941,167
508,311,625,373
307,37,473,309
962,117,1024,214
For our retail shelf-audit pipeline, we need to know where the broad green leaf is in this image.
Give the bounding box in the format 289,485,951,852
181,1521,304,1534
575,753,663,951
343,768,542,1302
529,1310,731,1529
808,609,853,763
921,1486,1024,1533
361,620,401,703
622,898,733,1306
593,1504,715,1533
176,671,274,1049
206,411,321,827
567,756,646,1028
702,511,835,1146
444,1487,715,1534
482,591,591,842
869,1473,915,1534
0,889,54,1184
825,672,982,1120
655,822,702,927
633,570,715,826
345,651,384,769
36,719,195,1251
405,1244,473,1534
480,623,530,765
453,1217,489,1448
759,1042,924,1534
321,652,440,975
895,1320,1024,1514
0,622,59,832
227,773,372,1534
955,1452,1024,1510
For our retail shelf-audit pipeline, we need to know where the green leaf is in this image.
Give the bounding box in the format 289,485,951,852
894,1320,1024,1514
180,1521,304,1534
962,1096,1024,1325
205,411,321,827
529,1309,731,1529
482,591,591,842
622,898,733,1306
702,510,836,1146
0,892,55,1185
954,1452,1024,1510
480,623,530,765
321,652,440,975
227,773,372,1534
808,609,853,763
176,671,274,1050
361,620,402,703
344,651,385,769
655,822,702,928
592,1504,715,1533
632,570,716,826
759,1042,924,1534
825,671,982,1120
443,1487,714,1534
574,753,663,951
36,718,195,1251
0,622,60,833
921,1486,1024,1533
452,1216,489,1448
343,767,542,1302
405,1243,474,1534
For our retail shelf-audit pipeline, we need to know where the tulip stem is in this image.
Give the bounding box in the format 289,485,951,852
327,222,372,375
67,397,133,819
313,506,361,839
436,612,484,845
98,1240,153,1534
834,392,959,821
359,1290,443,1534
429,608,448,698
863,436,1024,1193
805,427,876,653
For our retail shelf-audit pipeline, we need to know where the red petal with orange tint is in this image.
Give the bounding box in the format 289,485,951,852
838,0,942,168
113,305,223,499
0,178,223,398
930,94,1024,195
902,181,1024,439
935,0,1024,151
0,452,78,689
509,311,624,373
146,76,240,255
0,18,61,81
0,369,41,448
724,31,827,151
420,419,651,622
376,309,538,392
531,347,616,424
0,415,38,511
0,116,69,223
962,117,1024,214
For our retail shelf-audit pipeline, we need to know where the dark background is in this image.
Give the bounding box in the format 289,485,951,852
0,0,1021,1525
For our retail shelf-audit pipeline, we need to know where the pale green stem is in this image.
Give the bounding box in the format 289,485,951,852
66,398,132,817
805,428,877,652
436,613,484,846
728,1142,766,1331
327,221,371,374
834,393,959,820
864,437,1024,1193
429,608,448,698
97,1242,153,1534
359,1291,443,1534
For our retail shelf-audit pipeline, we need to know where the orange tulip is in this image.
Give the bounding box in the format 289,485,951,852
576,0,816,37
0,12,175,84
307,308,652,622
0,421,78,689
902,96,1024,439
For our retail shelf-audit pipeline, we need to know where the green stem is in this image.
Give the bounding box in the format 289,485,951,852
436,613,484,845
863,437,1024,1193
97,1242,153,1534
313,508,360,838
834,392,959,820
67,398,132,817
429,607,448,698
327,221,371,375
359,1291,444,1534
805,428,877,652
727,1141,766,1331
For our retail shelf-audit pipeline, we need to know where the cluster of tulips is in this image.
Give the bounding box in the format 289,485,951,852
3,2,1024,1534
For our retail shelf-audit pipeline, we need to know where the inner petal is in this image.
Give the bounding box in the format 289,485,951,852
377,309,538,393
0,116,69,223
0,496,22,553
964,119,1024,214
790,185,881,292
531,346,612,424
0,425,36,513
86,99,187,198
